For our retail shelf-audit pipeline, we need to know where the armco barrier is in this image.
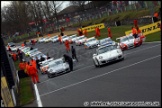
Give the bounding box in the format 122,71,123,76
125,21,161,36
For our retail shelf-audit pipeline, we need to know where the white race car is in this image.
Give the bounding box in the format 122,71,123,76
25,48,38,56
44,37,51,43
47,57,70,78
31,52,47,60
75,35,87,45
84,37,99,49
68,34,78,44
38,37,46,43
60,35,67,42
52,36,59,43
93,44,124,67
98,37,116,47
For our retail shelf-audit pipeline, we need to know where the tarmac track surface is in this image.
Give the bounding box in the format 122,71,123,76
22,41,161,107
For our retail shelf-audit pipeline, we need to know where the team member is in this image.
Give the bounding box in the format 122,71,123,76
30,58,36,69
83,29,87,36
95,27,100,37
65,40,70,52
107,27,112,38
24,61,30,75
71,46,78,62
36,57,40,70
63,54,73,71
58,35,62,44
132,27,137,38
28,63,40,84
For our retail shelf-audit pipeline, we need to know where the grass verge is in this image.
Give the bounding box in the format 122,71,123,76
13,60,35,106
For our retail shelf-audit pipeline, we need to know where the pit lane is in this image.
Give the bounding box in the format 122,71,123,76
21,41,161,107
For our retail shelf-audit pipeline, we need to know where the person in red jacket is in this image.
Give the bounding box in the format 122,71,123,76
134,19,138,28
108,27,112,38
65,40,70,52
95,27,100,37
28,63,40,84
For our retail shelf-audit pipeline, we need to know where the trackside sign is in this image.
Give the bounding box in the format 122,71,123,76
82,23,105,32
125,21,161,36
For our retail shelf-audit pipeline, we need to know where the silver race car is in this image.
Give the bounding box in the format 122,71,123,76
98,37,116,47
84,37,99,49
93,44,124,67
75,35,87,46
52,35,59,43
47,57,70,78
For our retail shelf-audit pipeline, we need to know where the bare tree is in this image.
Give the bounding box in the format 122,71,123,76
69,1,86,11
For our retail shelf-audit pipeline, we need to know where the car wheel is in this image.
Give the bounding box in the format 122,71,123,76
93,60,98,67
48,74,52,78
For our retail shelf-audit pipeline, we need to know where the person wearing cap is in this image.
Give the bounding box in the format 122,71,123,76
28,63,40,84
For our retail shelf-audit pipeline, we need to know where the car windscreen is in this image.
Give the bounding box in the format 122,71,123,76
87,38,95,42
120,37,128,43
10,45,16,47
128,36,134,40
97,45,117,54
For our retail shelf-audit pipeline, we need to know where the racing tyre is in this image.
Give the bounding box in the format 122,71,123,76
93,60,98,67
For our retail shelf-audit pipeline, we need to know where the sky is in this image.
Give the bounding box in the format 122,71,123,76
1,1,69,10
1,1,11,8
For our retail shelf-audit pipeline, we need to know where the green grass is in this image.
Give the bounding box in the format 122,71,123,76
19,77,35,106
13,60,35,106
85,24,161,42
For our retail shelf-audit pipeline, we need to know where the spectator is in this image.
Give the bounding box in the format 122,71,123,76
64,40,70,53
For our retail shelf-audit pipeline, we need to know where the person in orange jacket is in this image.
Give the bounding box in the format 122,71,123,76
28,63,40,84
21,43,25,47
12,53,17,61
95,27,100,37
65,40,70,52
8,45,11,52
30,58,36,69
58,35,62,44
132,27,138,38
19,60,28,77
107,27,112,38
83,29,88,36
25,61,30,75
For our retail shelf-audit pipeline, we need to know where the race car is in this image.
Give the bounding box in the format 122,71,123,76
93,44,124,67
116,33,146,51
68,34,78,44
52,35,59,43
47,57,70,78
44,37,51,43
98,37,116,47
62,36,70,43
31,52,47,60
25,48,38,56
29,50,42,57
75,35,87,46
60,35,68,43
40,59,57,74
22,47,31,54
84,37,99,49
6,42,21,52
38,37,46,43
21,47,30,53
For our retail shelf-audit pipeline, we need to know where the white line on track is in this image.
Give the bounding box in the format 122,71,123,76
40,55,161,97
39,44,161,84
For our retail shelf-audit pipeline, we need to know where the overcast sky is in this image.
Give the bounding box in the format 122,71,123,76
1,1,69,10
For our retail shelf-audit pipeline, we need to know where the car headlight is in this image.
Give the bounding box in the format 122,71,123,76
99,56,103,59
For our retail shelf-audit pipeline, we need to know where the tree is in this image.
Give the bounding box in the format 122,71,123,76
69,1,86,11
